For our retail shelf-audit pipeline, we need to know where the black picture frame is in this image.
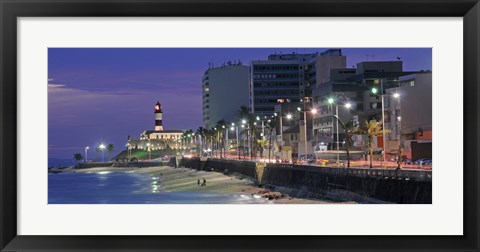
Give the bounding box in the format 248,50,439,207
1,0,479,251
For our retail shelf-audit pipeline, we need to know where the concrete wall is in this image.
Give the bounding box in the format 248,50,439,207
178,158,432,204
179,157,256,178
75,161,171,169
262,164,431,204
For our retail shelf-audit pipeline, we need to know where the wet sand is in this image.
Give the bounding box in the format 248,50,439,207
70,166,354,204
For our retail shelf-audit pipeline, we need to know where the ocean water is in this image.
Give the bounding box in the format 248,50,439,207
48,171,270,204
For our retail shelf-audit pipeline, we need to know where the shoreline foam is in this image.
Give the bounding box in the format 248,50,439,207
64,165,354,204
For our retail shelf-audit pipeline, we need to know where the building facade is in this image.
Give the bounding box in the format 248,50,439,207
251,49,346,117
385,72,432,160
202,63,250,128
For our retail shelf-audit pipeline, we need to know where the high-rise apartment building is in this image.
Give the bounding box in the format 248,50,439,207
251,49,346,117
202,63,250,128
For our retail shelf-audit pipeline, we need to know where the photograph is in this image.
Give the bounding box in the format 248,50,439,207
2,0,479,250
48,47,433,204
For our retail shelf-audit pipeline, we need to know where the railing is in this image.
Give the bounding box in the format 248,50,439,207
183,156,432,182
269,164,432,182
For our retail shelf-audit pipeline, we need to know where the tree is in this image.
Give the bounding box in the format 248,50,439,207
216,119,227,158
107,144,114,161
266,118,277,161
196,127,206,154
73,153,83,163
236,106,256,159
256,139,268,160
95,147,100,161
332,115,357,168
182,129,194,152
351,120,390,168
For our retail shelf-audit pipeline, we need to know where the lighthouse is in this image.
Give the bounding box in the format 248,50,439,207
154,101,163,131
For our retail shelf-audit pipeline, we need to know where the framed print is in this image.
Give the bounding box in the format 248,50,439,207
1,0,479,251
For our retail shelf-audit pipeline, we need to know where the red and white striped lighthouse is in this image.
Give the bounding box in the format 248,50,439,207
154,101,163,131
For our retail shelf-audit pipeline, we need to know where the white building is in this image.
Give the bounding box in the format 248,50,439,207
202,62,250,128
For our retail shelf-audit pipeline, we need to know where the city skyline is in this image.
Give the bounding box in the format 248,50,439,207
48,48,432,159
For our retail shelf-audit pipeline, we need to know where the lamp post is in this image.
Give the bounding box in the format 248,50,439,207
146,142,151,160
297,107,317,163
372,80,386,164
328,97,352,166
223,125,228,158
274,112,292,160
84,146,89,162
392,92,401,140
241,123,246,159
99,144,105,162
392,92,402,168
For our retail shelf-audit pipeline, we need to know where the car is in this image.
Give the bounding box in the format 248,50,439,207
415,158,432,165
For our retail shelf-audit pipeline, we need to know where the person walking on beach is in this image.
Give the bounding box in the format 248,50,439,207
197,179,200,186
201,178,207,186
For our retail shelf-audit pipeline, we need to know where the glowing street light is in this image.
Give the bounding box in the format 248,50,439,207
146,142,152,160
328,97,352,165
99,144,106,162
297,107,318,162
84,146,89,162
276,113,293,153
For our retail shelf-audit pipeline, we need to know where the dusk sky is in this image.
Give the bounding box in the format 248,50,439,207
48,48,432,159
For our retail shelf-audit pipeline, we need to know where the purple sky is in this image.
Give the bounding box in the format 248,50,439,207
48,48,432,159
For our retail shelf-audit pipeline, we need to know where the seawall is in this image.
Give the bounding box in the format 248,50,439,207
178,158,432,204
75,161,171,169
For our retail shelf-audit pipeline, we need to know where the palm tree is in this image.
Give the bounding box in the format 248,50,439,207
196,127,206,155
73,153,83,163
236,106,256,159
107,144,114,161
352,120,390,168
182,129,194,152
203,128,213,156
216,119,228,158
266,118,277,161
332,115,357,168
95,147,100,161
256,139,268,160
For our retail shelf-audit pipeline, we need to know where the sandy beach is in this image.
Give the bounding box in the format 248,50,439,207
67,165,354,204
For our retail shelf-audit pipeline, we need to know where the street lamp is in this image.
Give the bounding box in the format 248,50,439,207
84,146,89,162
297,107,317,163
222,125,227,158
275,113,293,148
241,123,246,159
392,92,402,168
146,142,151,160
328,97,352,166
99,144,105,162
371,79,387,164
231,124,240,159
